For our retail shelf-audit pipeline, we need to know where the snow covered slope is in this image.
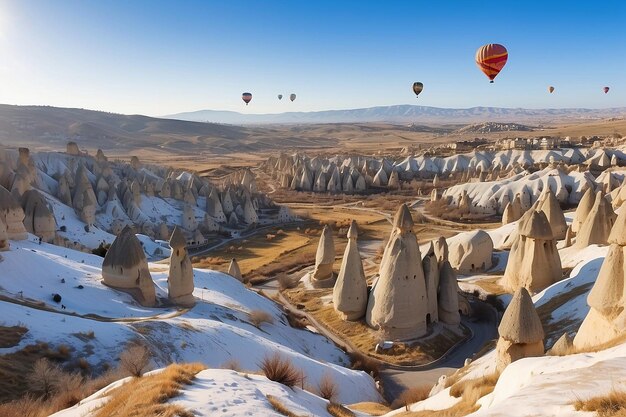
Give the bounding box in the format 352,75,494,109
52,368,374,417
0,237,381,405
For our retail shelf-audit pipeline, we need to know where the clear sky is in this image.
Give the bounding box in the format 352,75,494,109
0,0,624,116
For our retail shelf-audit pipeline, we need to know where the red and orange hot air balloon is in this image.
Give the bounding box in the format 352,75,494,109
548,86,555,93
475,44,508,83
604,87,610,94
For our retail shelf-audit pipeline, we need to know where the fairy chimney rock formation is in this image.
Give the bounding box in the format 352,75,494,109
574,208,626,349
366,204,429,340
167,227,195,306
538,189,567,240
102,226,156,307
434,236,449,267
572,188,595,234
496,287,545,371
227,258,243,282
501,210,562,294
0,186,28,240
575,191,616,248
66,141,80,156
0,216,8,251
333,220,367,320
547,332,573,356
438,261,461,325
311,225,336,288
21,190,56,242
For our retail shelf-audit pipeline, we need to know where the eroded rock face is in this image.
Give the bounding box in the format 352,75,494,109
448,230,493,274
537,189,567,240
366,204,429,340
333,220,367,321
227,258,243,282
575,191,616,248
0,185,27,241
574,208,626,349
501,211,562,294
102,226,156,307
167,227,195,307
21,189,56,242
311,225,336,288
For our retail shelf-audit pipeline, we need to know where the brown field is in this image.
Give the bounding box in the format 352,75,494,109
283,285,468,366
192,226,323,280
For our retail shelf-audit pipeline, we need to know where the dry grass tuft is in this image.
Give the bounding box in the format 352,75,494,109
317,373,339,401
391,385,432,409
0,325,29,348
449,373,499,399
249,309,275,328
327,402,356,417
266,394,307,417
574,389,626,416
259,353,301,388
93,363,204,417
347,402,392,416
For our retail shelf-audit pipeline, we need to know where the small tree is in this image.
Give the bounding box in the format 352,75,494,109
119,344,152,377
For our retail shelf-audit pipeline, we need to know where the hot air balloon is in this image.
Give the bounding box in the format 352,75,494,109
289,93,296,102
475,44,508,83
278,94,283,100
548,86,555,93
242,92,252,105
604,87,610,94
412,82,424,98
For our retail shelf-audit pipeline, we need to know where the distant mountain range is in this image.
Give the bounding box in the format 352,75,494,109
165,105,626,125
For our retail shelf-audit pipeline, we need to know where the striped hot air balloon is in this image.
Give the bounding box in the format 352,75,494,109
475,44,508,83
242,92,252,105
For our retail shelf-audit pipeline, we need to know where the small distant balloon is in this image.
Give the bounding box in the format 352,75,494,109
604,87,610,94
475,43,508,83
548,86,555,93
278,94,283,100
289,93,296,102
412,82,424,98
242,92,252,105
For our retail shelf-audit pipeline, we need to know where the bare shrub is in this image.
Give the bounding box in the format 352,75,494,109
277,273,298,290
221,359,242,372
348,351,380,378
285,310,308,329
259,353,301,388
390,385,432,409
119,344,152,377
249,310,275,328
317,373,339,401
27,358,61,398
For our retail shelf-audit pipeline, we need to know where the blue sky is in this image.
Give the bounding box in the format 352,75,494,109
0,0,624,116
